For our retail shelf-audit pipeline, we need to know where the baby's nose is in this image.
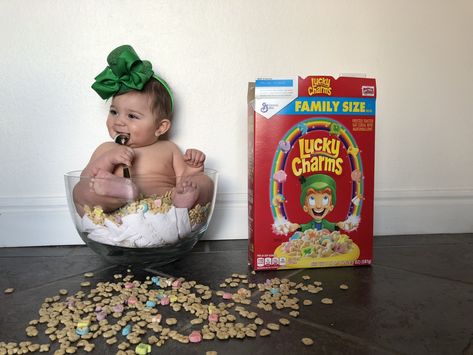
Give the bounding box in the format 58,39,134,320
115,114,127,125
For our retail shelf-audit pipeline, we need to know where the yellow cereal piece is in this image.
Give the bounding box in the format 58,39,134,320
321,298,333,305
169,295,178,303
77,319,90,328
259,328,271,337
302,337,314,345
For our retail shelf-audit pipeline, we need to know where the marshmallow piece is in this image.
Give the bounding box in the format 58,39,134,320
208,313,219,322
189,330,202,343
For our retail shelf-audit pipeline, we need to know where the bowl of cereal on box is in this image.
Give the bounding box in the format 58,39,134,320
64,169,218,265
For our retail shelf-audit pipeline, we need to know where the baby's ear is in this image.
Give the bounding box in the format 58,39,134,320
155,119,171,137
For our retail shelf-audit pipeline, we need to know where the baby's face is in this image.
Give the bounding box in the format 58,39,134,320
106,91,160,148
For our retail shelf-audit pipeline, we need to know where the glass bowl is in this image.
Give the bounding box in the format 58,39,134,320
64,169,218,265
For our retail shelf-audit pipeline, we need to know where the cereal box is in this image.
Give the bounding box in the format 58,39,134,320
248,76,376,270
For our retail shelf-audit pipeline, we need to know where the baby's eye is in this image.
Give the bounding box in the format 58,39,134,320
109,108,118,116
309,196,316,206
128,113,139,120
322,195,329,206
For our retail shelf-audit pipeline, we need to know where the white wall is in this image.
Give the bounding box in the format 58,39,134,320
1,0,472,246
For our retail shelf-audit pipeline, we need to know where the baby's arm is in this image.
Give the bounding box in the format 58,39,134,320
73,143,137,216
82,142,134,177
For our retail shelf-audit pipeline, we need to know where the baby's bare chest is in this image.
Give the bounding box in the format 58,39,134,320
131,147,175,177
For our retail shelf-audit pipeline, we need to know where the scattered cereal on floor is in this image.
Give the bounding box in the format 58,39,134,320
339,284,349,290
135,343,151,354
279,318,290,326
83,272,94,278
267,323,280,331
165,318,177,326
321,298,334,304
188,330,202,343
301,337,314,346
0,268,352,353
3,288,14,294
259,328,271,337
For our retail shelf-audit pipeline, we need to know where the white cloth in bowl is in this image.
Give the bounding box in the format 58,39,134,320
81,206,192,248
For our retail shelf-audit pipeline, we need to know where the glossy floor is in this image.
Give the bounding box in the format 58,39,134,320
0,234,472,355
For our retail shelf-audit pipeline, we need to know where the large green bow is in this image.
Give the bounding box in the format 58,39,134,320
92,45,154,100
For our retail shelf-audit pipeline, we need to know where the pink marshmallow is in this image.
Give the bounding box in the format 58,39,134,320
208,313,219,322
172,280,181,289
96,311,107,321
113,304,124,313
222,292,233,300
189,330,202,343
273,170,287,183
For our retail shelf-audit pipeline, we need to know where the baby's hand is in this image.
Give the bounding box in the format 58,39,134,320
184,149,205,168
99,145,135,169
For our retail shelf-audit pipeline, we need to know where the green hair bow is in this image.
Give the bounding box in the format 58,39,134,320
91,45,174,112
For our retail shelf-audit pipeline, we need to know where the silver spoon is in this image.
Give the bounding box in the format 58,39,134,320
114,134,131,178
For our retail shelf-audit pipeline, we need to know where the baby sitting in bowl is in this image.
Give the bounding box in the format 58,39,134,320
72,45,214,248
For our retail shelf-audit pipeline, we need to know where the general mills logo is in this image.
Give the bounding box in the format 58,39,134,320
362,86,375,97
261,102,269,113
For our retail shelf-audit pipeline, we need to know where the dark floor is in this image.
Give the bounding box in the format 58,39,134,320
0,234,472,355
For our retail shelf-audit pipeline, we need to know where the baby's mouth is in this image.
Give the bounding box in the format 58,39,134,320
114,133,130,145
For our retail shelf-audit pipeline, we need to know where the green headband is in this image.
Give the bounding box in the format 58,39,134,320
91,45,174,112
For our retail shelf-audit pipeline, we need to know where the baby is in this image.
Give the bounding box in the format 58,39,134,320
74,45,213,217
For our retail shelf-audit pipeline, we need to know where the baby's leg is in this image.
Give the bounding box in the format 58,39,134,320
91,169,138,201
173,175,214,209
193,174,215,207
173,180,199,208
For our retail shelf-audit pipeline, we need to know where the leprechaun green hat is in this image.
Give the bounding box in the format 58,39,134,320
91,45,174,112
299,174,337,207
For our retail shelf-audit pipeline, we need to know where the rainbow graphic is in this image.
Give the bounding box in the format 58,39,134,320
270,117,364,227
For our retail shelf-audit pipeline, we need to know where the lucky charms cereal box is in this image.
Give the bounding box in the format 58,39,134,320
248,76,376,270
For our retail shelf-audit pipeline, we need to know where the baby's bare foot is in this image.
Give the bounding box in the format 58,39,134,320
90,169,138,201
173,180,199,208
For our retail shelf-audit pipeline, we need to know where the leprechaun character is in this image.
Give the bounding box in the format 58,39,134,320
294,174,345,232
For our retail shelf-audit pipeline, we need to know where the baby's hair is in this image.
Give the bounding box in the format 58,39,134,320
142,78,173,122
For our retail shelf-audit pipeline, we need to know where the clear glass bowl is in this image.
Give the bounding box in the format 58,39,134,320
64,169,218,265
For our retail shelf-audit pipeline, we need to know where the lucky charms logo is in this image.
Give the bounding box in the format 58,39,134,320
270,117,364,236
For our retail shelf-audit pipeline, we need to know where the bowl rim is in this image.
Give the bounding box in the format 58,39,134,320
64,168,218,180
